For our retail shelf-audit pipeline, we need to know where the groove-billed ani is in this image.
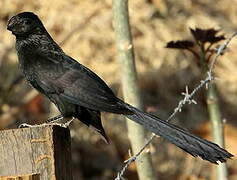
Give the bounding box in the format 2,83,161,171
7,12,233,164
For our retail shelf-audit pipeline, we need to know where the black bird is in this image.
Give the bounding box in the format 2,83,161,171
7,12,233,164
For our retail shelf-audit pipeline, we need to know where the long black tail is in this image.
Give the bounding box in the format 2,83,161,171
123,103,233,164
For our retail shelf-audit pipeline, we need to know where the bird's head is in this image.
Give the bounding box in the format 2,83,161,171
7,12,45,37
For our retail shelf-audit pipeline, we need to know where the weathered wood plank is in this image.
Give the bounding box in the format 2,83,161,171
0,174,40,180
0,126,72,180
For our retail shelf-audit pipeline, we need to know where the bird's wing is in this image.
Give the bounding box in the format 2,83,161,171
36,50,128,113
58,62,123,111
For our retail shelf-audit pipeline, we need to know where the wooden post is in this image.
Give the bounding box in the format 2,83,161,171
0,174,40,180
0,126,72,180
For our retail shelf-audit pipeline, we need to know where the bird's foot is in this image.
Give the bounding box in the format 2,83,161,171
18,117,75,129
47,117,74,128
63,117,75,127
18,122,69,129
18,123,49,128
46,115,63,123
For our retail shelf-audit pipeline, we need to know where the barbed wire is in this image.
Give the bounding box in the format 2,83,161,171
115,32,237,180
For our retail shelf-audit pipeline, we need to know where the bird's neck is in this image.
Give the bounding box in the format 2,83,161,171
15,33,62,54
15,32,63,81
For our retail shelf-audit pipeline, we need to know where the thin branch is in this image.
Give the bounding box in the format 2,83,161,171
206,42,214,53
186,47,200,60
113,0,156,179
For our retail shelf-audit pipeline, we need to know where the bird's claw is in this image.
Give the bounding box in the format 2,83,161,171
63,118,74,127
18,123,48,128
18,118,74,129
45,117,74,128
18,123,31,128
46,115,63,123
50,122,68,128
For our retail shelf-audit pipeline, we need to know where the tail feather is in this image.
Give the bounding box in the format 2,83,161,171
124,104,233,164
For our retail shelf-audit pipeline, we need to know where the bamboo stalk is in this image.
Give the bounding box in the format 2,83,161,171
199,46,228,180
112,0,157,179
207,83,227,180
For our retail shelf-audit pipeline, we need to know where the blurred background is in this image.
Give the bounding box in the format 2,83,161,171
0,0,237,179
